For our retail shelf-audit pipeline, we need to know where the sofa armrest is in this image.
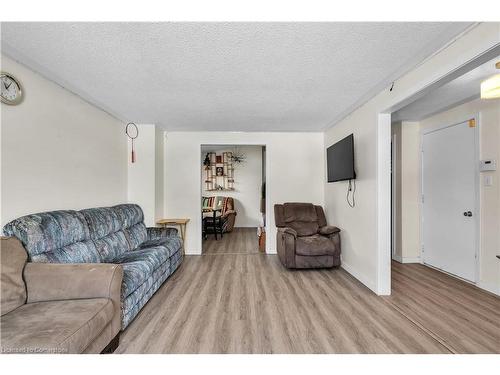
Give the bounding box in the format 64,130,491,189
24,263,123,334
319,225,341,236
24,263,123,303
277,227,298,238
147,226,178,241
222,209,237,217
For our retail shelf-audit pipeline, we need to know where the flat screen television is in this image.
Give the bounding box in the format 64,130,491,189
327,134,356,182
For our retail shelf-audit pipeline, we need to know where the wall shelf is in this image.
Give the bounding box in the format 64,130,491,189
203,151,235,191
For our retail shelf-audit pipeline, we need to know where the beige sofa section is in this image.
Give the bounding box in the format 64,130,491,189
1,237,123,354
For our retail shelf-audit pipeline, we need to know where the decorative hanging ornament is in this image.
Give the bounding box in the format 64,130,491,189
125,122,139,163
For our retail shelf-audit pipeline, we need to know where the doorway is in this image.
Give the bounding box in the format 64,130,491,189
200,145,267,255
421,119,479,282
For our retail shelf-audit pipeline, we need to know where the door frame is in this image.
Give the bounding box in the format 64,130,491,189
391,133,397,261
419,115,481,283
377,42,500,295
199,143,268,254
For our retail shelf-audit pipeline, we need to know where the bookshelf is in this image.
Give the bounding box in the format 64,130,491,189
204,151,235,191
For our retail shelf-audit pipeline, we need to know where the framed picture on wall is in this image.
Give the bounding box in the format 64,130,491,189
216,167,224,176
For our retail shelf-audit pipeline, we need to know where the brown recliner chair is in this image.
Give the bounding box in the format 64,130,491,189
274,203,341,269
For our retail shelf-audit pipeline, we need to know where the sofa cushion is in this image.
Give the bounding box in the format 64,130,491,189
30,240,101,263
3,211,90,257
114,246,172,298
112,204,144,228
1,237,27,316
125,222,147,250
80,207,122,241
93,231,130,262
146,227,179,241
139,237,181,255
295,234,336,256
0,298,113,354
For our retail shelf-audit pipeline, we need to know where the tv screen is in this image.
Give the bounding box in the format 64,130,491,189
327,134,356,182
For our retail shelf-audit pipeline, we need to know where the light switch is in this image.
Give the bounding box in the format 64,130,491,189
484,175,493,186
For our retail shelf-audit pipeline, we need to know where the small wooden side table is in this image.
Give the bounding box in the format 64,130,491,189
156,218,190,255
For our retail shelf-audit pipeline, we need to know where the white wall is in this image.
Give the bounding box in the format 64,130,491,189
127,124,158,227
419,98,500,295
1,54,127,226
391,121,421,263
155,127,165,220
165,132,324,255
324,23,500,294
201,145,262,227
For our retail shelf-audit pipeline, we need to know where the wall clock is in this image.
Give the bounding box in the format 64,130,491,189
1,72,23,105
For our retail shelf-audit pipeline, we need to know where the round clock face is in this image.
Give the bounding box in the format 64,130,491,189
1,73,23,105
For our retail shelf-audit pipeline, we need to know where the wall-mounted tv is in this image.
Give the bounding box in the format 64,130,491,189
327,134,356,183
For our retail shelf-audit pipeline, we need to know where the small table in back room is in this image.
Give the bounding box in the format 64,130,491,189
156,218,190,255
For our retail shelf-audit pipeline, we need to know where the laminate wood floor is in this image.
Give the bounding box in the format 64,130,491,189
116,231,500,354
203,227,259,255
385,261,500,354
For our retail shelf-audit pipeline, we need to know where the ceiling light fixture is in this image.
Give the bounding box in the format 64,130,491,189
480,61,500,99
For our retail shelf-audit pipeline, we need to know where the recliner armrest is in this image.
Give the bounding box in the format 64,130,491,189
277,227,298,238
319,225,340,236
147,227,178,241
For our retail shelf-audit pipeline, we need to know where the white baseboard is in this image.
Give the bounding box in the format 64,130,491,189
392,255,421,264
477,281,500,296
392,254,403,263
341,261,377,294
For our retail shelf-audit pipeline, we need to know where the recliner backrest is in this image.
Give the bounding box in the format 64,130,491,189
274,203,322,237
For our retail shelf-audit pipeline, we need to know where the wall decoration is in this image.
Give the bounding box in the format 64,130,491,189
125,122,139,163
230,146,247,164
1,72,23,105
203,151,235,191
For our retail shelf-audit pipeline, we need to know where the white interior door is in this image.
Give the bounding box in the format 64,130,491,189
422,120,477,282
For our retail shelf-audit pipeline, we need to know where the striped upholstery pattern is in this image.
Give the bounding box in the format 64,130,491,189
202,196,237,233
202,196,232,215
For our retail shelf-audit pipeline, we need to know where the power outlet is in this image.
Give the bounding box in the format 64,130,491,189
484,175,493,187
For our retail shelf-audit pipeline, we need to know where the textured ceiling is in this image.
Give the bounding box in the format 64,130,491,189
393,56,499,122
1,22,473,131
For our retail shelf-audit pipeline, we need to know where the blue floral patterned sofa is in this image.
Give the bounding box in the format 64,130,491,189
3,204,183,329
